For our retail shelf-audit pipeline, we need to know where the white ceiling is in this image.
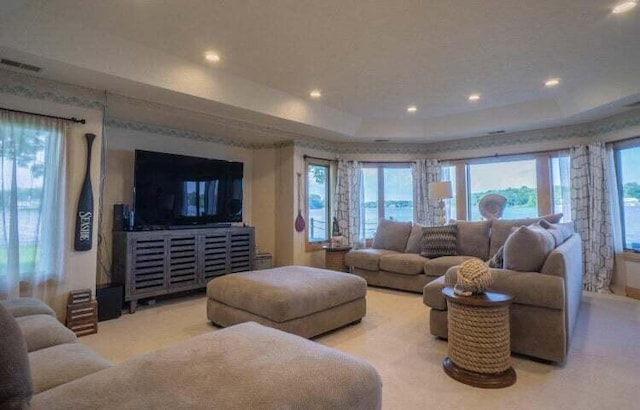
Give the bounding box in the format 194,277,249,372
1,0,640,143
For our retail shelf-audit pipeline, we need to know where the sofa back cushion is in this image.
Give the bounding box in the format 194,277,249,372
503,224,555,272
454,220,491,260
372,219,412,252
0,303,33,409
489,214,562,256
405,223,426,254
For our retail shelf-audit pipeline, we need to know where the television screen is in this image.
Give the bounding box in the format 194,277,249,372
133,150,243,228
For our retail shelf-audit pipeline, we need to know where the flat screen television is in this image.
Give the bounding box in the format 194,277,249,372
133,150,243,228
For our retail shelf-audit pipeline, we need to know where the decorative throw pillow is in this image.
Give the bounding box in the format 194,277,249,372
372,219,413,252
486,245,504,269
538,220,574,247
420,225,458,258
0,303,33,409
503,224,555,272
405,223,427,254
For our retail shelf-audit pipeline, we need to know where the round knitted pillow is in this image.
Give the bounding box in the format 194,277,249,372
454,258,493,296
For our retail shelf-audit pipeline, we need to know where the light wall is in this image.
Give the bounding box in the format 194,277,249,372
1,94,103,319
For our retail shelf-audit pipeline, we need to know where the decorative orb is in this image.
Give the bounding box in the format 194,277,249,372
454,258,493,296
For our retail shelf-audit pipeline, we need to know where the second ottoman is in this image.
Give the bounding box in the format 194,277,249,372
207,265,367,338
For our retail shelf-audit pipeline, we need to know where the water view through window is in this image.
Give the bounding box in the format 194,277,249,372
363,166,413,238
468,159,538,221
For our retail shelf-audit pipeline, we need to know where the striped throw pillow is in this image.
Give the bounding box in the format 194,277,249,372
420,225,458,258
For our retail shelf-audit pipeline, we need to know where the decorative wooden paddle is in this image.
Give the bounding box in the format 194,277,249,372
295,172,306,232
74,133,95,251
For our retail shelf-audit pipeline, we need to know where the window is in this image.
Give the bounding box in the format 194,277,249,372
446,152,571,222
616,143,640,250
0,111,66,295
468,158,539,221
306,160,330,244
362,164,413,238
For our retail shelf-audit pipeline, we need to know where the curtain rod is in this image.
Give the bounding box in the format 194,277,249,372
0,107,86,124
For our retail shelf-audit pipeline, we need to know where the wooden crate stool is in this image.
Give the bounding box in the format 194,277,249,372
66,289,98,336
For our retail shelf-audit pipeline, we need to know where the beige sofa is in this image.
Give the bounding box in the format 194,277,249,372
0,298,382,409
346,216,563,293
423,225,583,363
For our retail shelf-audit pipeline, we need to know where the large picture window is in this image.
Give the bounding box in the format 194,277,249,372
444,152,571,222
616,143,640,251
362,164,413,238
306,160,330,244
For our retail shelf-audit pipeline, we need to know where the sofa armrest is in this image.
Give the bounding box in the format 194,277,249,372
423,266,565,311
541,233,583,343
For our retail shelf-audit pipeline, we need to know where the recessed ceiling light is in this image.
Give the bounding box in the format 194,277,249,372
310,89,322,98
545,78,561,88
204,51,221,62
407,105,418,113
612,1,637,14
468,94,481,102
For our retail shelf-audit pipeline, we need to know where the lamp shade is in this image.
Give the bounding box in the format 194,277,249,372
428,181,453,200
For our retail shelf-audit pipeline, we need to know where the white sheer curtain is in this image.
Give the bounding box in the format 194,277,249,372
334,160,365,249
412,159,441,226
0,110,67,298
570,143,614,292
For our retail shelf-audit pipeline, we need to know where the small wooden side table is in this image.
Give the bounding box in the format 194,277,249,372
323,246,352,272
442,287,516,388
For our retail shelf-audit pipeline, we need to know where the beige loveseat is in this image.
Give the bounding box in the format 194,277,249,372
0,298,382,409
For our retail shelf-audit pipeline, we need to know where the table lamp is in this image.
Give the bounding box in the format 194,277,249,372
428,181,453,225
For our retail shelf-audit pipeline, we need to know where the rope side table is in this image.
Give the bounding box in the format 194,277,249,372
442,287,516,388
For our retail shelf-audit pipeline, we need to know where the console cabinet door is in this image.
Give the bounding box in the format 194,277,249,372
129,234,168,298
168,234,198,289
229,228,253,273
201,230,229,282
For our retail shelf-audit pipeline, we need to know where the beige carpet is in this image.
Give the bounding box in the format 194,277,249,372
81,288,640,410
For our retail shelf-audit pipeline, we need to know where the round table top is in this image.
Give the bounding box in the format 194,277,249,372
322,245,352,252
442,287,513,307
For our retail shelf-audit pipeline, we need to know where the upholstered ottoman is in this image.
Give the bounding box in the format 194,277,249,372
207,265,367,338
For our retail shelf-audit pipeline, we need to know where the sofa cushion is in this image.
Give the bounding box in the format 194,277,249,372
0,303,33,409
421,225,458,258
29,343,112,394
424,256,473,277
0,297,56,318
16,314,77,353
454,220,491,260
372,219,412,252
404,223,426,254
379,254,428,275
539,220,574,247
345,248,399,271
489,214,563,256
503,224,555,272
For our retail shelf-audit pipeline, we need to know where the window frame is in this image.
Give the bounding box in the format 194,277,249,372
304,158,332,251
361,162,413,239
614,137,640,252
